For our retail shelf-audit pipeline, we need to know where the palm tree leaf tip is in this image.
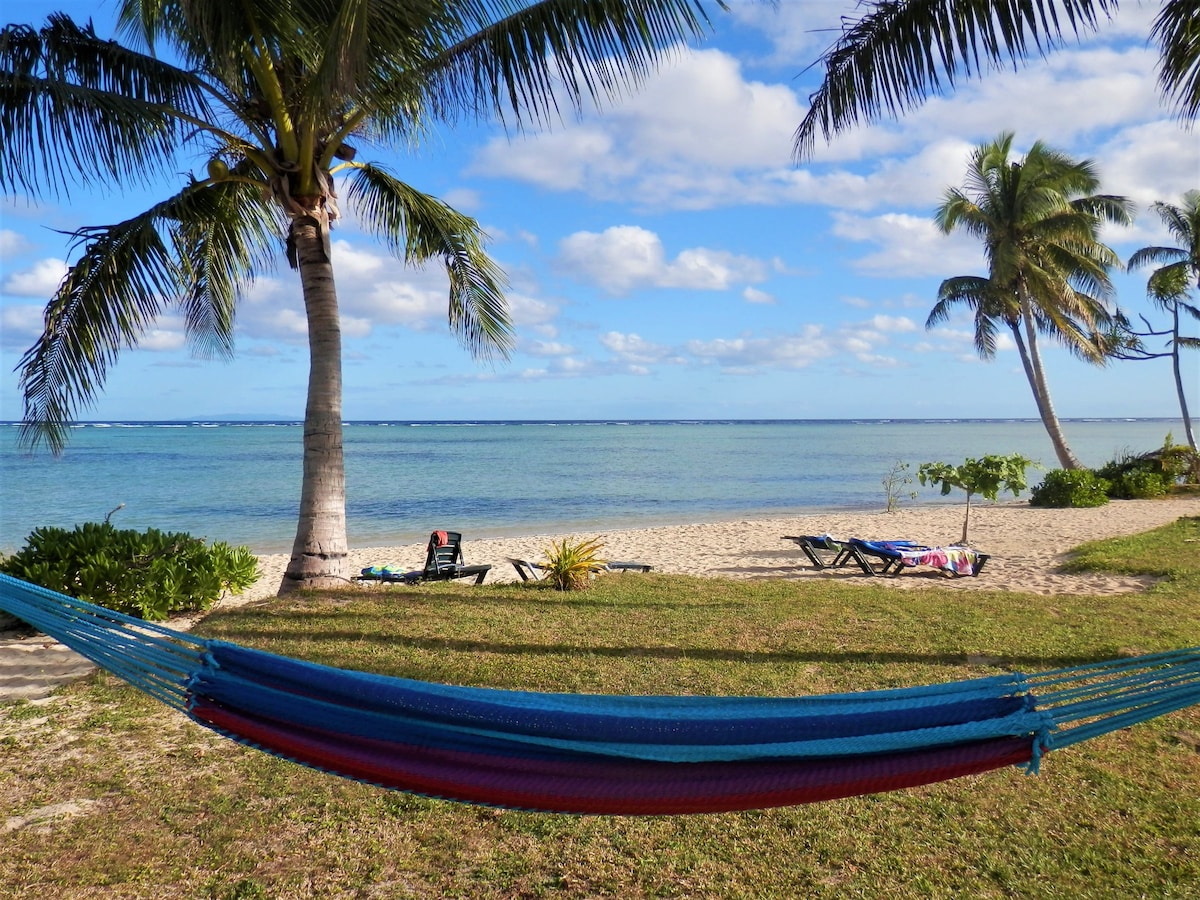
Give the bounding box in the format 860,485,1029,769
790,0,1200,159
344,163,513,360
1,16,212,198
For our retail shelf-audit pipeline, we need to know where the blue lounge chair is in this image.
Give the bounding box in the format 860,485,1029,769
848,539,989,577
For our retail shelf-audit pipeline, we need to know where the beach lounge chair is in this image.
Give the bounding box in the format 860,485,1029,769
507,557,653,582
356,531,491,586
782,534,855,570
507,557,547,581
419,530,491,584
352,565,419,585
848,538,989,577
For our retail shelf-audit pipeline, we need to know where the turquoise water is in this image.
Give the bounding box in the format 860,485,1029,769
0,419,1185,554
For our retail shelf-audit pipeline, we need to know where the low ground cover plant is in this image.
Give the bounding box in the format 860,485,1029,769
0,521,259,620
539,536,606,590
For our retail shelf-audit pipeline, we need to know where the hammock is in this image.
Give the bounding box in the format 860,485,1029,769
3,573,1197,815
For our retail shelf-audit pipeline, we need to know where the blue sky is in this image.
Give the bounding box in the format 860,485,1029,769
1,1,1197,422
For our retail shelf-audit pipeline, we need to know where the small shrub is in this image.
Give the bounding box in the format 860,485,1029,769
0,522,260,620
1030,470,1111,508
1095,434,1199,498
540,537,605,591
1107,468,1170,500
882,460,918,513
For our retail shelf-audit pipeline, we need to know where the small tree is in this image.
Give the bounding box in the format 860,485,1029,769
918,454,1037,545
882,460,918,513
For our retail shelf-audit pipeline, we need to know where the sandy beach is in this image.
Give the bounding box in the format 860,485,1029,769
3,496,1198,701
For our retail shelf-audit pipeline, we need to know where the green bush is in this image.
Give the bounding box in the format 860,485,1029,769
1096,435,1200,494
1029,469,1111,508
1106,468,1170,500
0,522,260,620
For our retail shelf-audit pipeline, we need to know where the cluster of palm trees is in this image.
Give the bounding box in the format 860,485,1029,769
930,135,1199,468
3,1,1197,593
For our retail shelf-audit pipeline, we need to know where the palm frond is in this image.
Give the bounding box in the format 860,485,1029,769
1153,0,1200,121
17,179,280,452
344,162,514,360
1127,245,1185,272
0,14,209,198
409,0,723,130
1146,261,1192,306
19,216,182,452
794,0,1117,158
930,274,1008,357
173,176,283,358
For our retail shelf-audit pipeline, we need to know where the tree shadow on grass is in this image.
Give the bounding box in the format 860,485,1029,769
197,621,1115,675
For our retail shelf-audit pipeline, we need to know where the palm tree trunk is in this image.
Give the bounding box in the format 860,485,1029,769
280,214,349,592
1170,305,1198,450
1013,302,1083,470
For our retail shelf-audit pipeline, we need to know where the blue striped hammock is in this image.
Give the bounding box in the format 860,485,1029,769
3,572,1197,815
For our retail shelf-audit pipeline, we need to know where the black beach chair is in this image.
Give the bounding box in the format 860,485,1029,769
507,557,652,582
356,531,491,585
420,530,491,584
782,534,855,570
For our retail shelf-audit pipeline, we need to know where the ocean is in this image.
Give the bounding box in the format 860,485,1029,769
0,418,1186,555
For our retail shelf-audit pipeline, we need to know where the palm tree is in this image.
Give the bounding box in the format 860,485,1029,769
1,0,726,593
926,133,1132,469
1125,191,1200,449
793,0,1199,159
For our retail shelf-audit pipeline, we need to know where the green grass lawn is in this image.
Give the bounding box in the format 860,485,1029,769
2,517,1198,899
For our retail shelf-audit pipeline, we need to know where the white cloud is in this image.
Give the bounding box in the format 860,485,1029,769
508,292,560,335
2,258,67,298
868,314,918,333
524,340,574,357
468,47,803,208
831,211,984,277
557,225,768,294
440,187,482,212
0,303,44,347
462,10,1182,222
742,286,774,304
686,326,835,370
470,128,625,192
330,240,386,278
139,326,187,352
1097,121,1200,210
729,0,843,67
599,331,676,364
0,229,33,259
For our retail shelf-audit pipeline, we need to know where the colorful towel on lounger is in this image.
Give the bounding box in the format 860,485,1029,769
896,547,981,576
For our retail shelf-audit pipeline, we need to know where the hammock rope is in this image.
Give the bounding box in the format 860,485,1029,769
2,573,1197,815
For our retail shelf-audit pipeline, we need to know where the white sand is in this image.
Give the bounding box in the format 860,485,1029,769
4,496,1198,701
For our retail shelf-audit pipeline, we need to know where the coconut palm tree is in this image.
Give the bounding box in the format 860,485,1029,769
1125,191,1200,449
1,0,727,592
793,0,1199,159
926,133,1132,469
